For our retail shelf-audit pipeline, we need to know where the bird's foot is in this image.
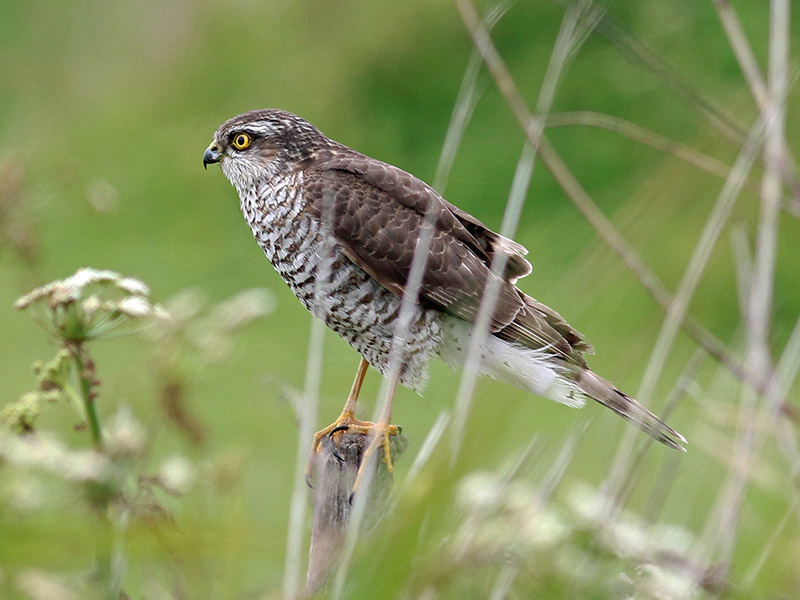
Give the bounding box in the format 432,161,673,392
352,419,399,494
305,411,400,482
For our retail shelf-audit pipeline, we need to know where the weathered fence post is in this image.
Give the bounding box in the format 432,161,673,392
305,431,404,596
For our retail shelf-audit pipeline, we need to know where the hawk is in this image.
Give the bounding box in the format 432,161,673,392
204,109,685,485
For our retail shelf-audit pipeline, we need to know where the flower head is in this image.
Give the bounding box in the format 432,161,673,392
15,268,168,343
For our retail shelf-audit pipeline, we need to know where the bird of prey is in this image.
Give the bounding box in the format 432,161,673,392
204,109,685,486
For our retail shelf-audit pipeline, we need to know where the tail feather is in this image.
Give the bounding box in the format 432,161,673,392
575,369,687,451
439,317,686,451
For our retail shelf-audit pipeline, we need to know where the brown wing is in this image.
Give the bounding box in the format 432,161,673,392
311,152,532,283
303,152,589,364
440,200,532,283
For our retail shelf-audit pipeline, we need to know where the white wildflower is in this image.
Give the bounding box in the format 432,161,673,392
159,454,196,494
81,294,101,316
5,474,45,513
457,471,501,510
105,407,146,458
50,268,119,306
566,481,616,526
648,523,695,558
0,431,111,483
639,563,695,600
193,329,232,362
16,569,76,600
16,267,164,341
14,281,57,309
521,506,568,548
117,276,150,296
151,303,171,321
602,517,650,560
117,295,152,318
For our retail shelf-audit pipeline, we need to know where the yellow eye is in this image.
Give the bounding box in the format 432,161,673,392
231,133,251,150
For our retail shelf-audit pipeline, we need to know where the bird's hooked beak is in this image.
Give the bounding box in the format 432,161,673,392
203,142,222,169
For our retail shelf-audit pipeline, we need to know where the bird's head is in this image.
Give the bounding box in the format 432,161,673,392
204,109,325,190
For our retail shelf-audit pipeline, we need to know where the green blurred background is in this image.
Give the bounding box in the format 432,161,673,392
1,0,798,597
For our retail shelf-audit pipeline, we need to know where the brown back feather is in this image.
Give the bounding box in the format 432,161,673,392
304,149,591,365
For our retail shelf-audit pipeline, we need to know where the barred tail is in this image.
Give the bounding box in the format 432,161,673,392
574,369,687,451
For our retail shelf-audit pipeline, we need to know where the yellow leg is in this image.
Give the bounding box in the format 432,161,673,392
305,357,400,481
352,368,400,494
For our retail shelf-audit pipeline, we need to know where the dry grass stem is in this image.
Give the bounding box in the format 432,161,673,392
332,74,456,598
615,351,706,512
544,111,762,196
284,193,340,598
730,226,754,318
588,6,745,144
405,411,450,484
535,423,587,504
488,563,519,600
713,0,800,204
284,317,325,600
458,0,770,402
742,495,797,586
692,0,790,587
605,109,770,505
451,0,599,461
432,1,512,194
459,5,798,595
592,1,800,205
713,0,769,108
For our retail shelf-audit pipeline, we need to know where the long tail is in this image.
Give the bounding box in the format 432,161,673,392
438,318,686,451
574,368,687,451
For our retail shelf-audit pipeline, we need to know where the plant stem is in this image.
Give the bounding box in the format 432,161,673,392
71,343,103,449
68,341,117,597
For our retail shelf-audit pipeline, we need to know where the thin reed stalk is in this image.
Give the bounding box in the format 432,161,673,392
690,1,790,591
604,108,770,507
457,0,761,399
451,0,601,461
543,111,761,196
713,0,800,203
284,191,341,598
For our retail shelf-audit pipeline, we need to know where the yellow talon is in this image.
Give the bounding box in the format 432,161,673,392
304,357,402,494
352,420,399,493
305,411,400,481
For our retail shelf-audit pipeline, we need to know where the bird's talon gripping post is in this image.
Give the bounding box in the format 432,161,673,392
351,421,398,494
305,358,373,482
328,424,350,438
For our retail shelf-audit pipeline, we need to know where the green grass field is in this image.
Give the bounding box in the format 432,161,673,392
1,1,798,598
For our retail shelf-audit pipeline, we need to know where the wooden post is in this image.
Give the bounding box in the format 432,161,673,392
305,431,404,596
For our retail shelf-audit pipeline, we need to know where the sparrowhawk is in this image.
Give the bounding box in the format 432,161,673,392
203,109,685,487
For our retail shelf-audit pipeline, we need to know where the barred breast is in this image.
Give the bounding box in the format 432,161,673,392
239,171,441,390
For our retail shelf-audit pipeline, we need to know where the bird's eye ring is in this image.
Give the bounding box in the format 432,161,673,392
231,133,251,150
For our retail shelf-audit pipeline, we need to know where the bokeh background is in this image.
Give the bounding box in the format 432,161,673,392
1,1,798,598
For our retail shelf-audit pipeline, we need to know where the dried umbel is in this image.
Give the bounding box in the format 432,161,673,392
14,267,168,343
10,268,169,449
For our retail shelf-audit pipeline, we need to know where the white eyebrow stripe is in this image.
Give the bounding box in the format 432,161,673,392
235,122,279,137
